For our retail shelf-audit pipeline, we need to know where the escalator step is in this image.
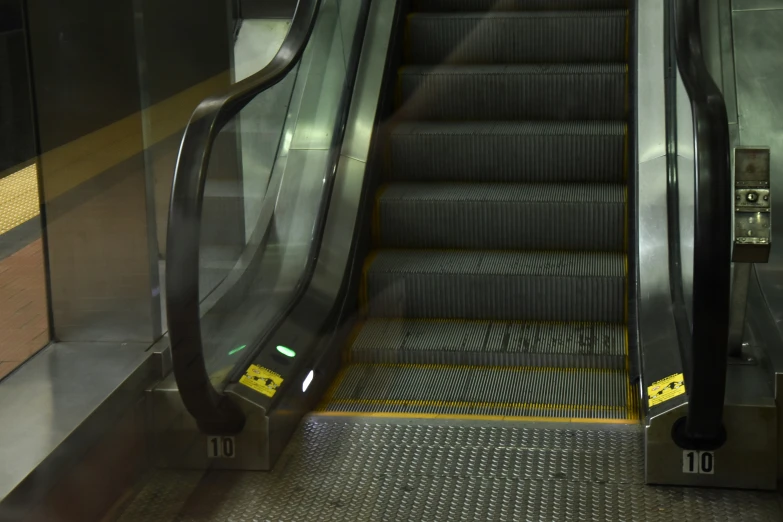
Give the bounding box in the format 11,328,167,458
364,249,625,322
398,64,627,121
388,121,627,183
323,363,633,419
412,0,629,11
349,318,627,369
375,182,625,251
406,11,627,65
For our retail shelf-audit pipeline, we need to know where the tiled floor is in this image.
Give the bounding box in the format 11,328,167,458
0,164,48,381
0,239,48,380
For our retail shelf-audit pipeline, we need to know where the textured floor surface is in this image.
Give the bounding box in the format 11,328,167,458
115,416,783,521
0,165,39,235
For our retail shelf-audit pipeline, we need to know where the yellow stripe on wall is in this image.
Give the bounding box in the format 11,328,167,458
38,71,231,201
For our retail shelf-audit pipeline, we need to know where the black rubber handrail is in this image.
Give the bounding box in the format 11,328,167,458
665,0,695,382
165,0,321,434
672,0,731,449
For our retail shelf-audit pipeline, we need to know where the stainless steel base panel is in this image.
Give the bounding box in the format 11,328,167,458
645,359,778,490
646,402,777,491
115,415,783,521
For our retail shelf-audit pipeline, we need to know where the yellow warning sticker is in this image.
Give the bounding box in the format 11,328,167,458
240,365,283,398
647,373,685,407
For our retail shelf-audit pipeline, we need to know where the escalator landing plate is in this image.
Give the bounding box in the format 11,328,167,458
115,416,783,521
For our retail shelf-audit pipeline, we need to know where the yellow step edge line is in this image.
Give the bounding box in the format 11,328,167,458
359,317,627,327
324,398,628,414
345,362,624,375
313,411,637,425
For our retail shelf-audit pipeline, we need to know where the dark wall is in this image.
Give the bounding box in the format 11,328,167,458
0,0,36,172
25,0,234,151
25,0,141,152
140,0,233,106
241,0,296,19
22,0,241,341
0,0,22,31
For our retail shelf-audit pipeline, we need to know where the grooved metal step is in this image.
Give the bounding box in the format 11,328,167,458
323,363,633,419
388,121,627,183
398,64,627,121
406,11,628,65
349,318,627,369
364,249,626,322
413,0,630,11
375,182,625,251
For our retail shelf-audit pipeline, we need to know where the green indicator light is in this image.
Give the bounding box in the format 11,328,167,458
276,345,296,358
228,344,247,355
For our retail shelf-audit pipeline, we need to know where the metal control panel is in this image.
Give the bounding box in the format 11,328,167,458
733,147,771,263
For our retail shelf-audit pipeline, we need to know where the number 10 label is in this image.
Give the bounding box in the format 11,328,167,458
682,450,714,474
207,436,236,459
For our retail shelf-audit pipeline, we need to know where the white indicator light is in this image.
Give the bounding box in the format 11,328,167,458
302,370,314,392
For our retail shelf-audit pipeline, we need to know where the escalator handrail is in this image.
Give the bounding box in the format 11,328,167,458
165,0,321,434
672,0,732,448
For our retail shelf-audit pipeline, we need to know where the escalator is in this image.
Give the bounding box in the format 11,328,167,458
321,1,633,419
114,0,783,519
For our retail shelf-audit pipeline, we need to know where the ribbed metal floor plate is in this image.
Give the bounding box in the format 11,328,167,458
398,64,628,121
322,363,633,419
376,182,625,250
388,121,627,183
406,11,628,64
349,318,627,369
115,418,783,521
